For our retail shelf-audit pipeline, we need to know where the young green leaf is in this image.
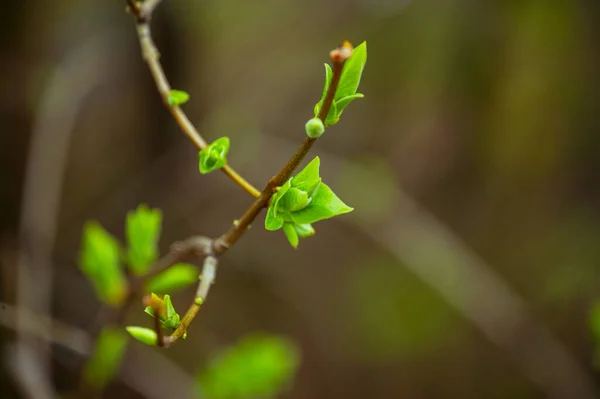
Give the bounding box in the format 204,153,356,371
161,294,180,329
126,204,162,275
282,223,299,248
196,333,299,399
290,182,353,225
305,117,325,138
320,63,333,103
81,327,128,388
125,326,158,346
336,41,367,101
79,221,127,307
265,206,284,231
335,93,364,117
167,89,190,106
145,263,198,294
291,156,321,194
199,137,230,174
325,101,339,126
268,179,293,219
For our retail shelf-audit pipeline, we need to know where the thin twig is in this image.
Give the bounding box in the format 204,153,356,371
212,45,352,254
164,256,218,347
128,1,260,198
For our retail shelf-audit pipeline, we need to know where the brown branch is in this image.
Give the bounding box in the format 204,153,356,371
212,44,352,254
127,1,261,198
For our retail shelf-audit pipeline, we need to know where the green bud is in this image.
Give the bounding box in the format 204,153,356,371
280,187,310,212
305,117,325,138
168,89,190,106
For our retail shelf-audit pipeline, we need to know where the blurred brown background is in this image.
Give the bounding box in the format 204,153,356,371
2,0,600,398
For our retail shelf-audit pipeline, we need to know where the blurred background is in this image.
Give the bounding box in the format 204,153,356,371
2,0,600,398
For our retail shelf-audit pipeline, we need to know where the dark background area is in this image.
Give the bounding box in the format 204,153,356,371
1,0,600,398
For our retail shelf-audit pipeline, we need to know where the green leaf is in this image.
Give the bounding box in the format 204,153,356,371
81,327,128,388
196,333,299,399
162,295,180,330
291,156,321,194
335,93,364,117
294,223,315,238
290,182,353,225
269,178,292,218
199,137,230,174
79,221,127,307
321,63,332,103
145,263,198,294
313,64,333,118
265,206,284,231
126,204,162,275
325,101,339,126
336,41,367,101
125,326,157,346
282,223,299,248
167,89,190,106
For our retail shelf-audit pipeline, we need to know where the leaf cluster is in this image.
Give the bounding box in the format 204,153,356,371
265,156,353,247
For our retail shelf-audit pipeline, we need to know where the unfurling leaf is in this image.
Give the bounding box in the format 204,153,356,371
197,333,300,399
126,204,162,275
82,327,128,388
79,221,127,306
199,137,230,174
167,89,190,106
144,294,181,330
336,41,367,101
145,263,198,294
126,326,158,346
312,41,367,126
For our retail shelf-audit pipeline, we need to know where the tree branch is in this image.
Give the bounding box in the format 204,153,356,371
125,0,354,349
127,1,261,198
212,45,352,254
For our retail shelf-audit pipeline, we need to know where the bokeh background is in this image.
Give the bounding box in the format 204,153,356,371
2,0,600,398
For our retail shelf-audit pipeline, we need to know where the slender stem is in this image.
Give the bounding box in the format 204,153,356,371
164,256,218,347
129,3,260,198
212,45,351,254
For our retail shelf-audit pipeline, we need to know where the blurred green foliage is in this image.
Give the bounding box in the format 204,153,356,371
79,221,128,307
126,204,162,275
145,262,199,294
81,327,128,388
347,258,459,359
197,334,299,399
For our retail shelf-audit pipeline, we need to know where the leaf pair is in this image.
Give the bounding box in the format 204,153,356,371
199,137,230,174
313,41,367,126
265,157,353,247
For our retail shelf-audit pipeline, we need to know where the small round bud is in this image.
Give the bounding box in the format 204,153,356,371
305,117,325,138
